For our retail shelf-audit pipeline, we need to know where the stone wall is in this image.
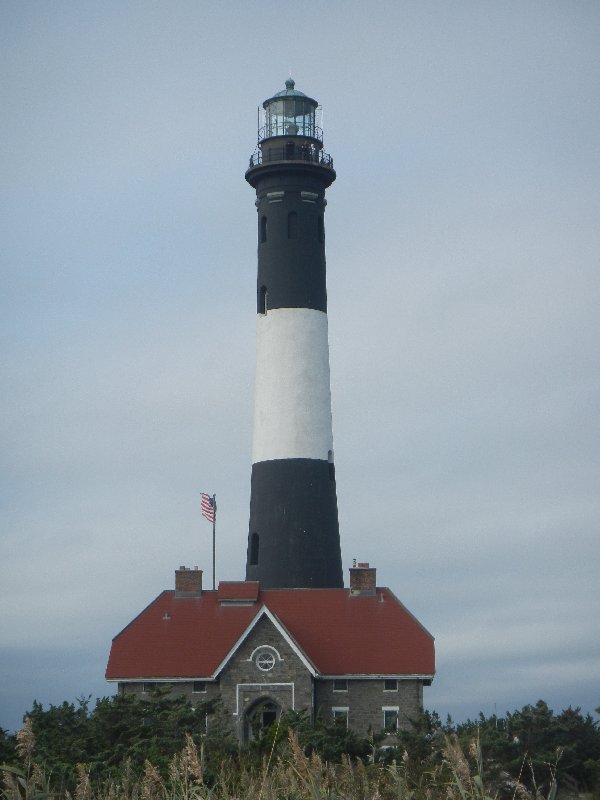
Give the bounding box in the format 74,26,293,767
118,680,220,704
218,613,314,741
315,678,424,735
118,673,424,740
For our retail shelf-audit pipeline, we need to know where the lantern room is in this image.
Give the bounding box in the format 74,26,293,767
262,78,320,140
248,79,333,173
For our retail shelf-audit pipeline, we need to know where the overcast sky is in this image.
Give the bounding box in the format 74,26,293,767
2,1,599,735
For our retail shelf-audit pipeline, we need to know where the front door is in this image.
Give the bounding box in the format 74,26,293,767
244,698,281,743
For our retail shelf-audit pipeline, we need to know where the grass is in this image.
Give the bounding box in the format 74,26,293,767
1,717,562,800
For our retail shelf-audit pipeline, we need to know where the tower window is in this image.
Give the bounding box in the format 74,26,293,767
318,215,324,242
258,285,268,315
328,449,335,481
287,211,298,239
260,215,267,243
250,532,259,566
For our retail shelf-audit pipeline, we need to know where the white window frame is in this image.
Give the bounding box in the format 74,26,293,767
332,706,349,729
255,651,276,671
248,644,282,665
382,706,399,731
234,683,294,716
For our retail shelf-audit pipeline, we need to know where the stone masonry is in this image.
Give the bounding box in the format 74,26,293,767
315,678,423,735
218,613,313,741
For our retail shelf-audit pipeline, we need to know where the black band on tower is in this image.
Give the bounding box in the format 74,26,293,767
254,172,328,313
246,459,343,588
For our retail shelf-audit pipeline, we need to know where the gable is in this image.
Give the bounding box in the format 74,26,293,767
212,605,316,677
218,613,313,681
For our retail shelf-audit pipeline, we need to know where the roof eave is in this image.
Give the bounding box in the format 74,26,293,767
318,673,435,681
107,676,217,683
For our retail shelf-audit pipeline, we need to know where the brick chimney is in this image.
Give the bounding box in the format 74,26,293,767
175,566,203,597
349,561,376,596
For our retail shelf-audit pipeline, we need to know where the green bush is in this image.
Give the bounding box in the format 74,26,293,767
2,696,599,799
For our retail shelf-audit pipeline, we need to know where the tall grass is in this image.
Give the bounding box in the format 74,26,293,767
1,718,560,800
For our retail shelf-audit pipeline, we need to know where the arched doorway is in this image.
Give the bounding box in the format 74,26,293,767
244,697,281,743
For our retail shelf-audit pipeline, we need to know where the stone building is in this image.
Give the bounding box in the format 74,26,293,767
105,564,434,743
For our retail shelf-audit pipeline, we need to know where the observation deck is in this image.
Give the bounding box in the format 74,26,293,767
248,142,333,170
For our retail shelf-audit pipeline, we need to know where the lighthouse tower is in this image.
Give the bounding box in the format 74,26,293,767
244,80,343,589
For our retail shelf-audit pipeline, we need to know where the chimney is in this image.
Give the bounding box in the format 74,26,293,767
175,566,203,597
349,561,376,596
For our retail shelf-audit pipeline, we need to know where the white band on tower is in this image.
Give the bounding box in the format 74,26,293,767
252,307,334,464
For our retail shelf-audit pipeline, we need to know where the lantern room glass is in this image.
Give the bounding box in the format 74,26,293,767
264,97,317,139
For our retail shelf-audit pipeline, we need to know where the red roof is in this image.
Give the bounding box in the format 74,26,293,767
217,581,260,601
105,586,435,680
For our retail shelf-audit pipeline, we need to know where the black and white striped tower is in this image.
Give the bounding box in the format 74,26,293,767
244,79,343,589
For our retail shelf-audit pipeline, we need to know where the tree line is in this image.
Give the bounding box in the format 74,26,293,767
1,691,599,798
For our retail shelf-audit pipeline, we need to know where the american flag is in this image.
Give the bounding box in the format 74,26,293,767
201,493,216,523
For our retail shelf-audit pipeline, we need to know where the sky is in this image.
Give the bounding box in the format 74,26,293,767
1,1,599,735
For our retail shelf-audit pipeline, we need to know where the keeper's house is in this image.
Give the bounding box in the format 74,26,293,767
105,563,434,744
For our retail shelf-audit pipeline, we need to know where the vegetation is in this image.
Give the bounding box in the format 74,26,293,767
1,695,599,800
454,701,600,797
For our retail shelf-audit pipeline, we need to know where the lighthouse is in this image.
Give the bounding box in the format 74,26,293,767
244,79,343,589
106,80,436,732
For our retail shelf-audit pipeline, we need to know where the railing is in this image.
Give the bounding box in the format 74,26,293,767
259,123,324,143
248,144,333,170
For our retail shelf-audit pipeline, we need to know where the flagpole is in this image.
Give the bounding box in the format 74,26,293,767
212,493,216,590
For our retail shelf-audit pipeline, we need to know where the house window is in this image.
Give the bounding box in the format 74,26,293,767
384,679,398,691
192,681,206,693
260,215,267,243
249,532,259,565
255,649,276,671
142,682,155,693
383,707,399,731
332,707,349,729
258,285,268,315
333,679,348,692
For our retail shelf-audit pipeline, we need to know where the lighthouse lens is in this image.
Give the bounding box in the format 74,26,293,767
265,99,315,139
